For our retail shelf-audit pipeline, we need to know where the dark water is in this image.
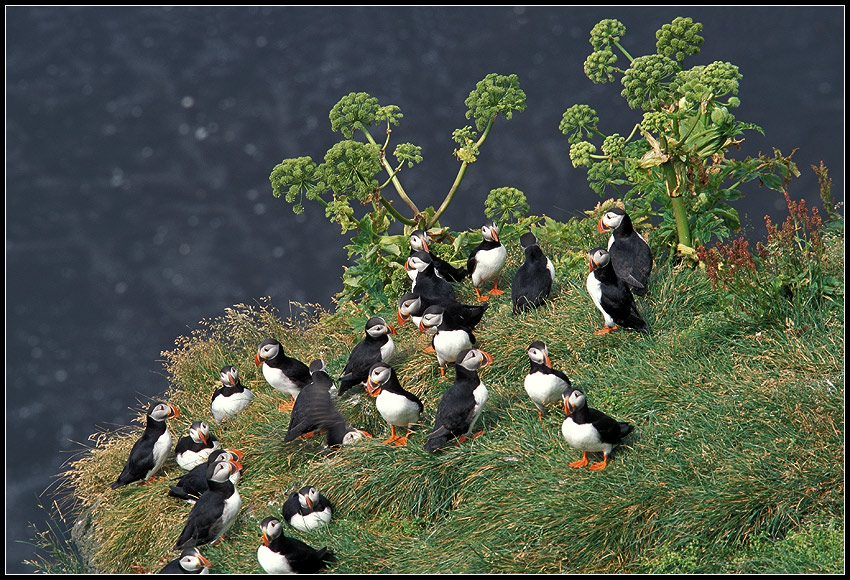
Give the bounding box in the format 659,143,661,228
5,6,843,573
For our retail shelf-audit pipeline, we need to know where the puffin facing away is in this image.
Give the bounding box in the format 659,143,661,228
467,221,507,302
523,341,575,421
424,348,492,453
255,338,312,411
281,485,333,532
561,389,634,471
366,361,424,445
586,247,649,335
511,231,555,314
110,402,180,489
173,459,243,551
175,421,221,471
210,365,254,425
257,517,336,574
598,207,652,296
157,547,211,574
408,228,468,282
337,316,396,396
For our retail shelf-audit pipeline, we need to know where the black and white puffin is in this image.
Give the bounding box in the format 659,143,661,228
175,421,221,471
337,316,396,396
418,305,476,379
365,362,424,446
598,207,652,296
424,348,493,453
210,365,254,425
157,546,211,574
168,448,245,505
586,247,649,335
110,402,180,489
257,516,336,574
173,459,243,550
511,232,555,314
523,341,575,421
467,221,507,302
561,389,634,471
255,338,312,411
405,250,458,305
281,485,333,532
282,360,372,448
408,228,468,282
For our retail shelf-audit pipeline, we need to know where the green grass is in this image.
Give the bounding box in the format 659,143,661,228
36,227,844,574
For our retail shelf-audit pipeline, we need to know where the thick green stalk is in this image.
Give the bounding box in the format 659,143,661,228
662,160,693,251
360,125,420,217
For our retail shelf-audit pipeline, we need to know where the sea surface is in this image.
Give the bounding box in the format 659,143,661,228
5,6,843,573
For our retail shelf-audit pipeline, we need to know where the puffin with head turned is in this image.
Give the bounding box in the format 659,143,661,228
173,459,243,551
281,485,333,532
511,231,555,314
365,361,424,445
257,516,336,574
586,247,649,335
408,228,468,282
419,304,476,380
561,388,634,471
255,338,312,412
110,401,180,489
467,220,507,302
337,316,396,396
175,421,221,471
598,207,652,296
157,547,211,574
210,365,253,425
523,341,575,421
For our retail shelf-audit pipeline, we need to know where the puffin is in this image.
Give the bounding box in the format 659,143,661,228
255,338,312,411
424,348,493,453
365,361,424,445
511,232,555,314
586,247,649,335
175,421,221,471
257,517,336,574
157,547,211,574
282,360,372,448
281,485,333,532
467,221,507,302
561,389,634,471
110,401,180,489
397,292,488,333
405,251,458,305
173,459,243,551
408,228,468,282
337,316,396,396
168,448,245,505
418,304,476,379
523,341,575,421
598,207,652,296
210,365,254,425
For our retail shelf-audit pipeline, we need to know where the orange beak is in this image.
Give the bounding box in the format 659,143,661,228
598,216,609,233
198,554,212,567
365,377,381,397
387,324,397,335
169,405,181,418
228,449,245,461
397,309,408,325
544,353,552,368
262,531,270,547
254,352,261,366
479,350,494,368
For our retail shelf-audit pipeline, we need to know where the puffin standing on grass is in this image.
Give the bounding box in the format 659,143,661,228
110,402,180,489
419,305,476,379
511,232,555,314
405,251,458,305
210,365,253,425
284,360,339,442
168,448,245,505
337,316,396,396
561,389,634,471
365,361,424,445
586,247,649,335
173,459,243,550
255,338,312,411
281,485,333,532
257,517,336,574
175,421,221,471
424,348,493,453
408,229,468,282
523,341,575,421
157,547,211,574
598,207,652,296
467,221,507,302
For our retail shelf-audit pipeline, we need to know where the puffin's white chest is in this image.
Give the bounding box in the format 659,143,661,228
376,390,421,427
257,545,294,574
217,487,242,538
289,507,332,532
380,337,395,362
467,382,489,433
561,418,610,454
472,245,507,286
524,372,568,407
586,272,614,326
432,329,473,366
211,389,254,424
262,364,300,398
147,429,172,480
177,442,221,471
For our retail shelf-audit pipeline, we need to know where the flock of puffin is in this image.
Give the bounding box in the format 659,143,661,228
108,207,652,574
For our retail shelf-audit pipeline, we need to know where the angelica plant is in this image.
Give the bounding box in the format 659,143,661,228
269,74,526,311
560,17,800,261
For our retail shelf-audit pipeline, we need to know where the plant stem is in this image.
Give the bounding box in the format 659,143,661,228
360,125,420,217
662,160,693,251
428,114,497,228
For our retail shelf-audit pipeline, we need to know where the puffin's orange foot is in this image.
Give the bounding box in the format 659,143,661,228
593,325,618,335
569,451,589,468
299,431,315,440
278,400,295,412
383,434,400,445
589,460,609,471
455,435,468,444
474,289,490,302
423,346,435,354
393,436,409,446
488,286,504,296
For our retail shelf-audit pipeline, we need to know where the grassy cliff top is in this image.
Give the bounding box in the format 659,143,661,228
50,211,844,574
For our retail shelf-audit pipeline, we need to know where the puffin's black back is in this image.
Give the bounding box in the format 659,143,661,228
424,363,479,453
110,412,167,489
593,259,649,333
512,243,553,314
268,533,336,574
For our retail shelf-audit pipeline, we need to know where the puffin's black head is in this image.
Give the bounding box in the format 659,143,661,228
205,458,242,483
365,361,393,396
220,365,240,386
598,207,628,233
405,251,434,275
365,316,396,338
188,421,212,445
148,401,180,422
297,485,322,510
308,359,328,375
520,231,539,249
588,247,611,272
562,389,587,416
177,547,211,573
527,341,551,367
409,229,431,252
397,292,423,324
456,348,494,372
260,516,283,545
418,305,445,333
255,338,282,366
481,221,500,242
